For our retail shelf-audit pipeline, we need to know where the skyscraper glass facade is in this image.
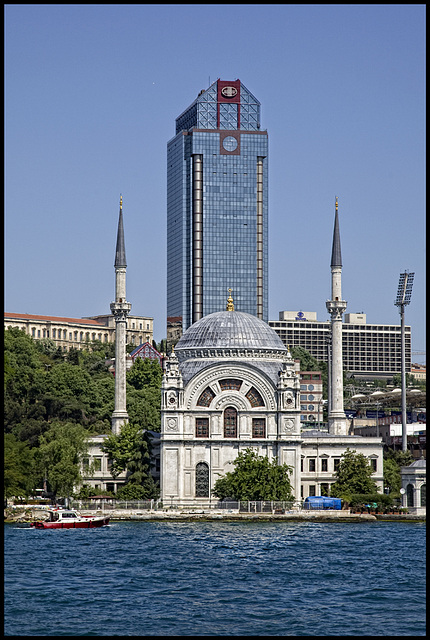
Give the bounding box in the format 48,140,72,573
167,79,268,338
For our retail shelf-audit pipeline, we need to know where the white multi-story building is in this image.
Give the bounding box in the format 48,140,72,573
269,311,411,380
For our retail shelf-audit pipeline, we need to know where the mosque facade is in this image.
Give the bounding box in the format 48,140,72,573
159,291,384,505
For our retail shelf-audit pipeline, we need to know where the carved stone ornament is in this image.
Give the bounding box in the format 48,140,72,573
166,417,178,432
282,418,295,433
168,392,177,407
214,395,246,411
285,392,294,405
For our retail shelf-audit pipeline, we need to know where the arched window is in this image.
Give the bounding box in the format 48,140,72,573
195,462,209,497
420,484,426,507
246,387,264,407
197,387,216,407
219,379,242,391
406,483,414,507
224,407,237,438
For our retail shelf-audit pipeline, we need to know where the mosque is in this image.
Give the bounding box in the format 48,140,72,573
82,198,384,503
159,199,384,504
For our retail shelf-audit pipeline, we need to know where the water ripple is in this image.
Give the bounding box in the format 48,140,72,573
4,521,426,636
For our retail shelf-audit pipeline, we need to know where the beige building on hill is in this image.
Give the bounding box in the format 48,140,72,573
4,311,153,350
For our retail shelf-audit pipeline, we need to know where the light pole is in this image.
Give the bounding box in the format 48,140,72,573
394,271,414,452
375,401,380,439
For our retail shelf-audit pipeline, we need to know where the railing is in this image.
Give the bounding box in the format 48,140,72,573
70,499,158,511
70,499,298,513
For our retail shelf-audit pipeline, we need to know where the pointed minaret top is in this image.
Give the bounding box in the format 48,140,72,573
115,196,127,268
330,197,342,268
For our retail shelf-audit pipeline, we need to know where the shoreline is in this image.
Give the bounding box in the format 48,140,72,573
5,507,425,524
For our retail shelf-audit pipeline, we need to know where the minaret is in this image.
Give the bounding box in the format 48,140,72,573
110,196,132,435
325,198,348,435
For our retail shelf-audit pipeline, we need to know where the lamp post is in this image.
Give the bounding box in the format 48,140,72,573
394,271,414,452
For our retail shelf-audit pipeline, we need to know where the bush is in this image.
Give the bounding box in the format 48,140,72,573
116,484,149,500
73,484,104,499
348,493,393,509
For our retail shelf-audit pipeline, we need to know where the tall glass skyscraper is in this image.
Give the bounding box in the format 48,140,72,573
167,79,268,340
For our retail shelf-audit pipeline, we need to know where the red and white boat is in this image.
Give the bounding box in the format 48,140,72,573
31,508,110,529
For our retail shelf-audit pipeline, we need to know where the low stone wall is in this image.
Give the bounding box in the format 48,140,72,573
5,506,425,524
104,510,380,522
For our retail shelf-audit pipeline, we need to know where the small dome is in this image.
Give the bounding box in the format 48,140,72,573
409,458,426,468
175,311,287,353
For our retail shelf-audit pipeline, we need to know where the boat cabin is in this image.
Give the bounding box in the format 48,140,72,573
46,510,79,522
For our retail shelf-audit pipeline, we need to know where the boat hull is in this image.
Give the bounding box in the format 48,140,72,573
32,517,110,529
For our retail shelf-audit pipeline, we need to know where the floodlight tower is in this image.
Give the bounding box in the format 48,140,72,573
394,271,414,451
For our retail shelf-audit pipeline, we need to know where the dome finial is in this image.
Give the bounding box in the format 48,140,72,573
226,288,235,311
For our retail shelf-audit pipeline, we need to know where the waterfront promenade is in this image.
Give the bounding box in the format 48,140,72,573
5,503,425,524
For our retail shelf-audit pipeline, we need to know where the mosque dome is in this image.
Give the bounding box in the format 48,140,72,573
175,310,287,355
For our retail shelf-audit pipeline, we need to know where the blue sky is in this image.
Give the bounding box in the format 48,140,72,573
5,4,426,363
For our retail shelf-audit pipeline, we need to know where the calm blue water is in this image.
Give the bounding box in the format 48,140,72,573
4,520,426,636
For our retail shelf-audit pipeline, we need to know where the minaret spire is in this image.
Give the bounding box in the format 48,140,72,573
330,197,342,268
115,195,127,268
110,196,132,435
326,197,347,435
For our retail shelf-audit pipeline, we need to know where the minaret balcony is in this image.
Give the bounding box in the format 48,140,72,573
110,301,132,319
326,299,347,316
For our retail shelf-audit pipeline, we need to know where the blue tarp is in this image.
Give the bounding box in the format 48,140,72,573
303,496,342,510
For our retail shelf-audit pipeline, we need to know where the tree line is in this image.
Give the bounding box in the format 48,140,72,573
4,327,162,501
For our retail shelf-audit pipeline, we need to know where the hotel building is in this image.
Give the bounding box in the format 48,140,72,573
269,311,411,380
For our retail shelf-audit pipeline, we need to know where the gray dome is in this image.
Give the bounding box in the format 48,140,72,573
409,458,426,468
175,311,287,353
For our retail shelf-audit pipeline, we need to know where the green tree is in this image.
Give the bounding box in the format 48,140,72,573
127,357,162,390
330,448,378,498
383,449,414,494
101,423,158,498
126,386,161,431
72,484,103,499
212,448,295,501
101,422,142,478
116,484,151,500
4,434,39,499
36,421,90,500
4,328,47,433
122,358,162,432
383,457,402,494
